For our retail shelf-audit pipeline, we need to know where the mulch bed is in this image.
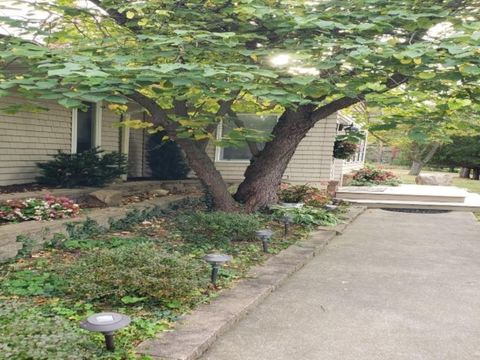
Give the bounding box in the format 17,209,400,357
0,183,58,195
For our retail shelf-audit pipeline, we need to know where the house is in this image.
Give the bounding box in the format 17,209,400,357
0,95,366,187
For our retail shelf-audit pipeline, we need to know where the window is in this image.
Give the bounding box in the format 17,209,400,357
216,114,278,161
71,102,102,153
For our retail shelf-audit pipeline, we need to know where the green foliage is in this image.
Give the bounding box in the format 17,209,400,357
1,269,66,297
173,211,263,247
59,244,209,305
431,135,480,169
37,148,127,188
278,184,309,203
0,301,93,360
65,218,107,240
0,1,478,146
16,235,37,258
349,166,401,186
271,206,339,227
109,206,167,231
147,131,190,180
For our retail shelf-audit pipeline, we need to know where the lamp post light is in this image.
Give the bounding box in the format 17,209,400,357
80,312,131,352
203,253,232,286
255,229,273,253
282,214,293,237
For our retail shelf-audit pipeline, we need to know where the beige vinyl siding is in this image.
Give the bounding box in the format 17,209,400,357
0,95,71,186
128,128,151,178
209,113,339,184
101,108,121,153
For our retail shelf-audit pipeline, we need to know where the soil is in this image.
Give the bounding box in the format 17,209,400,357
0,183,58,194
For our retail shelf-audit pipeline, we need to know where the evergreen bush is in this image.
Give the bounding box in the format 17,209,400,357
37,148,127,187
147,132,190,180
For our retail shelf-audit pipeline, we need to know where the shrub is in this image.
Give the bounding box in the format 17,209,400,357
278,183,330,207
0,301,92,360
147,131,190,180
59,244,209,305
0,194,80,223
37,147,127,188
271,205,339,227
173,211,262,246
349,166,400,186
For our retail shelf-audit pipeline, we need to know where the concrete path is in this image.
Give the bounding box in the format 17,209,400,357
201,209,480,360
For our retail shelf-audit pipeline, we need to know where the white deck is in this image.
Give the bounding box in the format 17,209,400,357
336,184,480,211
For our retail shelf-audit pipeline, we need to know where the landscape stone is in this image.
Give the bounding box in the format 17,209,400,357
89,189,123,206
415,173,453,186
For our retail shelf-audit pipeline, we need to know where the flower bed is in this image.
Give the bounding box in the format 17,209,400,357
0,194,80,224
278,183,331,207
349,166,401,186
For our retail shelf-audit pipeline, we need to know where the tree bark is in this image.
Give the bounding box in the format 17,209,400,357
459,167,471,178
407,143,440,176
235,106,317,211
176,138,239,211
408,161,424,176
473,168,480,181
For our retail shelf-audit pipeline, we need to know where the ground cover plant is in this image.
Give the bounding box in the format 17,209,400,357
0,196,344,359
0,194,80,224
348,166,401,186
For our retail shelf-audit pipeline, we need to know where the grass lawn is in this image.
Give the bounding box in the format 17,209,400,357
382,166,480,194
0,197,342,359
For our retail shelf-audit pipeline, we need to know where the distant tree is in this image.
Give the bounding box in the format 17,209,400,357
431,134,480,180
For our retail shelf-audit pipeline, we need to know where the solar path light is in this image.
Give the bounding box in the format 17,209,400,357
255,229,273,253
80,312,131,351
282,213,293,237
324,204,338,212
203,253,232,286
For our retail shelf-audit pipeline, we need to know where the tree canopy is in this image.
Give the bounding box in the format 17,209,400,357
0,0,479,210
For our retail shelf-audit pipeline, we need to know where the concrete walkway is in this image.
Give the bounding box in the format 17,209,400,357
201,209,480,360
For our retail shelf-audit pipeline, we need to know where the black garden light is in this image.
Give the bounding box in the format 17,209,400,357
80,312,131,352
282,213,293,237
203,253,232,286
324,204,338,212
255,229,273,253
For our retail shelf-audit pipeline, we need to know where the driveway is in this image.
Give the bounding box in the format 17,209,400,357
201,209,480,360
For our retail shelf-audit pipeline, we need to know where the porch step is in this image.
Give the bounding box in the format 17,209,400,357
336,186,480,212
337,185,467,203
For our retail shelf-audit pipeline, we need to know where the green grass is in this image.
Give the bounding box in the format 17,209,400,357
382,166,480,194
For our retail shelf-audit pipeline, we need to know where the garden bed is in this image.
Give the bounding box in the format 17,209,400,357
0,196,348,359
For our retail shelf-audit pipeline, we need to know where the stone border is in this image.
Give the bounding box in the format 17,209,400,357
137,206,366,360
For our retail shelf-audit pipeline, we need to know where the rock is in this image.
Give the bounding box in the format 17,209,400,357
151,188,169,196
89,189,123,206
415,173,453,186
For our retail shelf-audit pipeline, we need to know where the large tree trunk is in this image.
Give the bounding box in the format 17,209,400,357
459,167,471,178
176,138,238,212
473,168,480,181
235,106,316,211
408,143,440,176
408,161,424,176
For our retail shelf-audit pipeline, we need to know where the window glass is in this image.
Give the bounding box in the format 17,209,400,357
77,103,94,153
219,114,277,161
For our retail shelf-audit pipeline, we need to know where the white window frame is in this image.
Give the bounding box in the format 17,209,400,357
214,114,279,163
71,102,102,153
